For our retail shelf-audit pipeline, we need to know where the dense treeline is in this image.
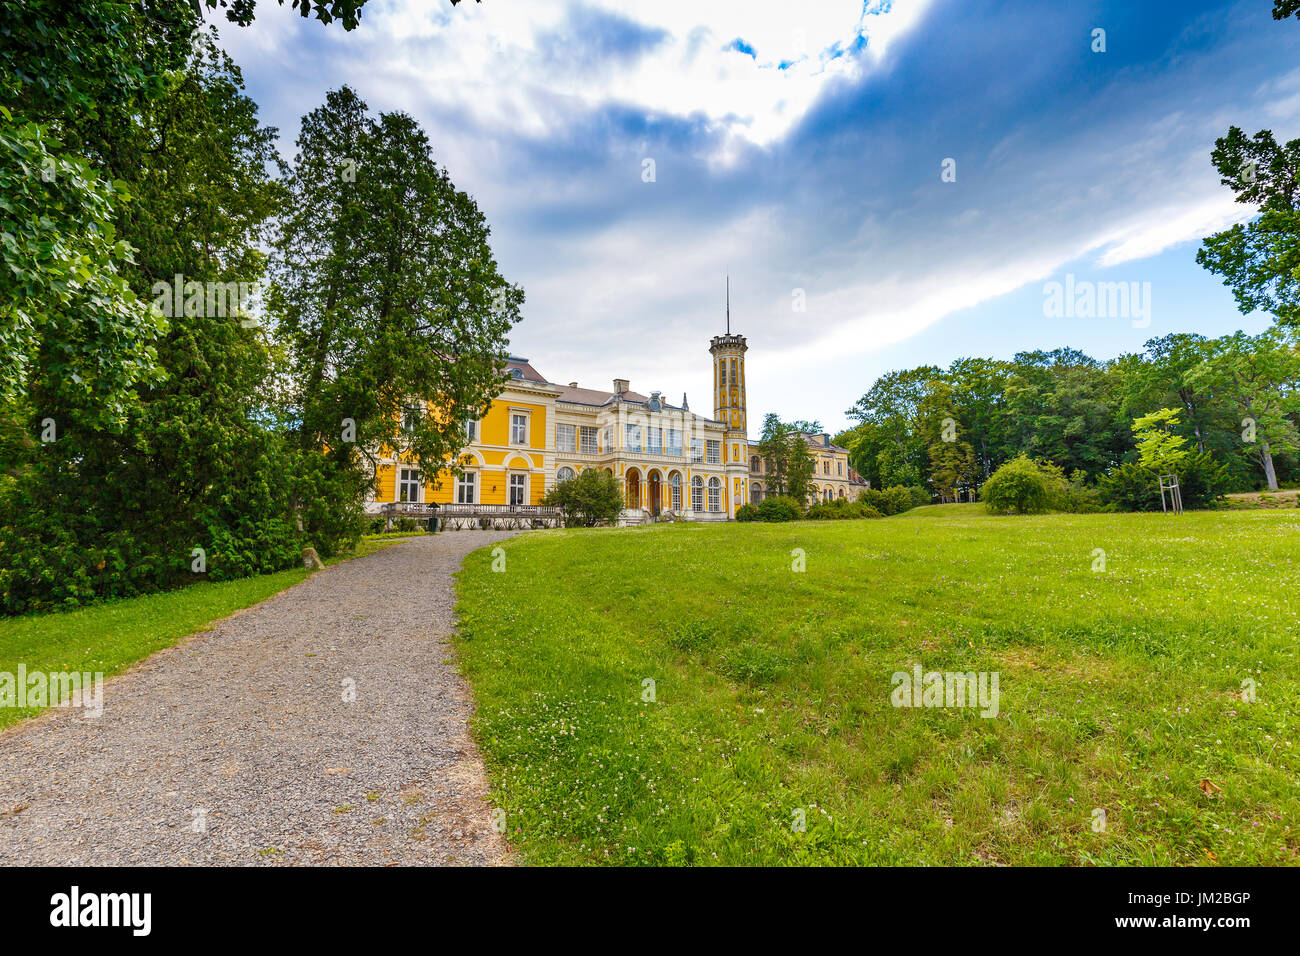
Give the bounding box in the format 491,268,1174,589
837,331,1300,506
0,3,514,612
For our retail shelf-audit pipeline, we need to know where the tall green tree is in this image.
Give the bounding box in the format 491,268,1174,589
757,413,815,504
0,0,196,429
1188,329,1300,490
1,36,300,611
845,366,938,487
1197,126,1300,330
270,87,521,544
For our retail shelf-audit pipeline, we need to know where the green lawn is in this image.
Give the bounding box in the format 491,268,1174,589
454,510,1300,866
0,535,402,730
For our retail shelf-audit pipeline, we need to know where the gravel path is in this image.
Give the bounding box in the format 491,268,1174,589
0,532,519,866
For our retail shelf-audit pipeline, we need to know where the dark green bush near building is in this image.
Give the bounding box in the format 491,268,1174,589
806,499,882,520
857,485,929,515
753,495,803,522
543,468,622,526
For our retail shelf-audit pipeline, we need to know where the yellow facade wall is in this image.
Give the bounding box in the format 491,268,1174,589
375,394,550,507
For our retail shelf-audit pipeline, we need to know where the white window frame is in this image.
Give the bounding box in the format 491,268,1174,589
556,423,577,453
670,473,681,510
706,440,721,465
465,418,477,443
707,477,721,512
647,427,662,455
456,471,476,504
556,466,576,485
667,429,682,456
602,425,613,452
625,424,642,451
579,426,597,454
691,438,704,462
510,411,529,445
691,476,703,512
508,473,527,507
399,467,422,503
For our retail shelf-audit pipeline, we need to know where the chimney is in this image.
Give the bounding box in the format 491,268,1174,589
821,432,831,446
613,378,629,395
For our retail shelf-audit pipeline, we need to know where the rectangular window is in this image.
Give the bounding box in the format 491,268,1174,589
647,427,662,455
556,423,577,453
823,460,830,474
456,472,476,504
508,473,526,506
671,481,681,510
602,425,613,452
691,481,703,511
465,419,477,443
691,438,704,462
402,406,420,433
399,468,422,502
625,424,641,451
667,429,682,456
579,426,597,454
511,413,528,444
708,481,720,512
706,440,721,465
838,460,844,475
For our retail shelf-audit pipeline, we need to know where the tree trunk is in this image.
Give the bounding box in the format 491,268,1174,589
1261,442,1279,491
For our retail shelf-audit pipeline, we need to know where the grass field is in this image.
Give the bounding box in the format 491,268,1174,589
454,508,1299,866
0,535,403,730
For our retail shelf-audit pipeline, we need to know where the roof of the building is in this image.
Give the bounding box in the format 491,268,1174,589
555,384,652,407
803,432,850,454
504,356,550,384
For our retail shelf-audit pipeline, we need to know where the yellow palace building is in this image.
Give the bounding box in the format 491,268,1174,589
371,326,864,526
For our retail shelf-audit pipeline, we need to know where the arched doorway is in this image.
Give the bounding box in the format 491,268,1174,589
647,470,662,516
625,468,641,509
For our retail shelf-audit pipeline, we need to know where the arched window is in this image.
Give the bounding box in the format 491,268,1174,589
556,466,575,485
750,483,762,505
691,475,704,511
838,487,846,499
707,477,721,512
670,472,682,510
749,455,760,472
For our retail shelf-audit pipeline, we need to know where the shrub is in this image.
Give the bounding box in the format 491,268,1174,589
806,499,882,520
857,485,923,516
754,495,802,522
367,516,387,534
735,503,760,522
395,517,418,532
981,455,1051,514
542,468,623,526
1098,452,1229,511
1034,462,1104,514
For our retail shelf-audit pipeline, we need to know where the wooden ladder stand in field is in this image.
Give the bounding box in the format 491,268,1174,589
1158,474,1183,514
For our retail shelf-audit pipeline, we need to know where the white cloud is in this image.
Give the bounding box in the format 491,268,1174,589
353,0,933,149
1092,195,1254,268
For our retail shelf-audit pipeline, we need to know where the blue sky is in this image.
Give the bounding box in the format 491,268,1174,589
215,0,1299,433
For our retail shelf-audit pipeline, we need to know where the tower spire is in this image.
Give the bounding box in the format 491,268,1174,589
726,274,730,334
